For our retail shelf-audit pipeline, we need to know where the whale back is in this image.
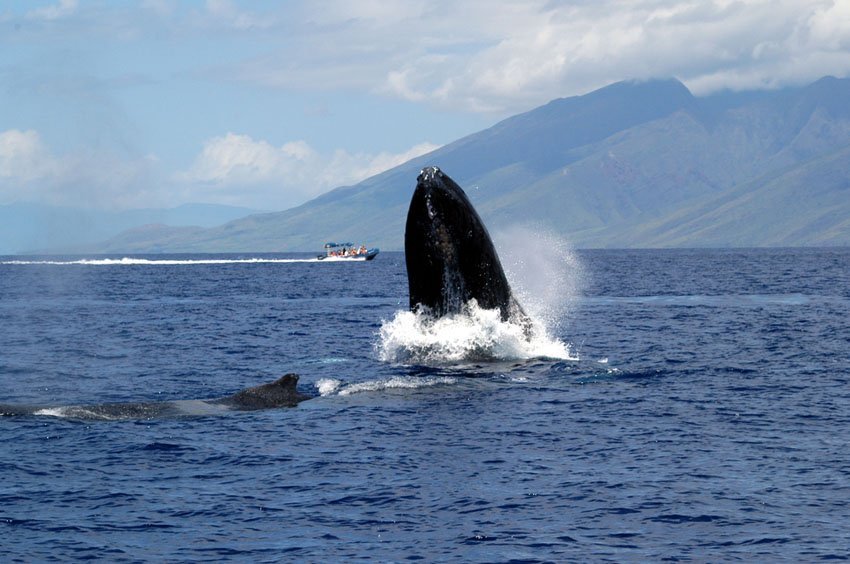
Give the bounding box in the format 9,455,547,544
215,373,309,410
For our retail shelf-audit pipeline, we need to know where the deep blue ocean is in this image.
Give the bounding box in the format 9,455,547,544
1,247,849,561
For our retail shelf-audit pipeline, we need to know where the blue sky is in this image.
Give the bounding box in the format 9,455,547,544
2,0,849,212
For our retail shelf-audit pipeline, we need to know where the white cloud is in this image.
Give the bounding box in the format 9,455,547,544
141,0,175,18
26,0,78,21
176,133,439,209
375,0,850,107
808,0,850,49
0,130,57,182
198,0,276,31
10,1,850,114
0,129,156,209
1,127,439,210
177,133,315,186
212,0,850,113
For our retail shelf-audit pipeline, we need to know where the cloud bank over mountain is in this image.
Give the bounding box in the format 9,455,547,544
2,1,849,214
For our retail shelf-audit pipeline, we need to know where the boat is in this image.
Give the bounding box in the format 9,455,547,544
317,242,380,261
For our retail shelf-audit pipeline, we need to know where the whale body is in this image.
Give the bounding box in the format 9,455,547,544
0,373,310,420
405,166,528,324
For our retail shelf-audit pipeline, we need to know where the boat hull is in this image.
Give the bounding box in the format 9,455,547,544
317,248,380,261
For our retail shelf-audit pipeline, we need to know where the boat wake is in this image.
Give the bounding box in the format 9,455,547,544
1,257,325,266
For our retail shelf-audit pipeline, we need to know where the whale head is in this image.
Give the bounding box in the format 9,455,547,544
404,166,526,323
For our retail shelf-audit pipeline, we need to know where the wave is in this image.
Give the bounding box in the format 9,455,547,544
32,407,67,417
580,294,838,306
375,301,575,365
316,376,458,397
0,257,324,266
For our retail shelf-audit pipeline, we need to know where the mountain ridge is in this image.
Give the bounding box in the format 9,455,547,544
36,76,850,252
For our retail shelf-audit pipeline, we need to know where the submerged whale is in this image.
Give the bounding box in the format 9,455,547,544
405,166,529,324
0,373,311,420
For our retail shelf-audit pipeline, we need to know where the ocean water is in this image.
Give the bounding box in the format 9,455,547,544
1,248,848,561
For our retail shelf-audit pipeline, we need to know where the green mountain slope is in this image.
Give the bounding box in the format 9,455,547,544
94,76,850,252
634,144,850,247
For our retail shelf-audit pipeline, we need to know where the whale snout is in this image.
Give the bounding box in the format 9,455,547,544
417,166,442,184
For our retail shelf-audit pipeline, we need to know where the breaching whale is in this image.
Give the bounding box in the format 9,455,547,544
0,373,311,420
405,166,529,324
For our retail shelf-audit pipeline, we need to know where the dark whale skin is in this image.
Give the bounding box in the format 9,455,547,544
405,166,527,323
212,373,310,410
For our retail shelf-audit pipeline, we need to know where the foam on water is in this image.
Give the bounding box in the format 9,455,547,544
32,407,67,417
33,405,134,420
315,256,373,262
316,378,343,395
316,376,457,396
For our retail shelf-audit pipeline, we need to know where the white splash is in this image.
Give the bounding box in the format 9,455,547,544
316,378,342,396
376,301,574,365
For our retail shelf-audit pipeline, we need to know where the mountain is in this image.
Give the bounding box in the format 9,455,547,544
0,203,264,254
88,77,850,252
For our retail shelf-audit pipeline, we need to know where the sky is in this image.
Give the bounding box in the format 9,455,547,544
2,0,850,212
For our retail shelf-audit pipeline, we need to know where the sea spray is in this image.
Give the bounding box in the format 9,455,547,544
494,224,586,333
